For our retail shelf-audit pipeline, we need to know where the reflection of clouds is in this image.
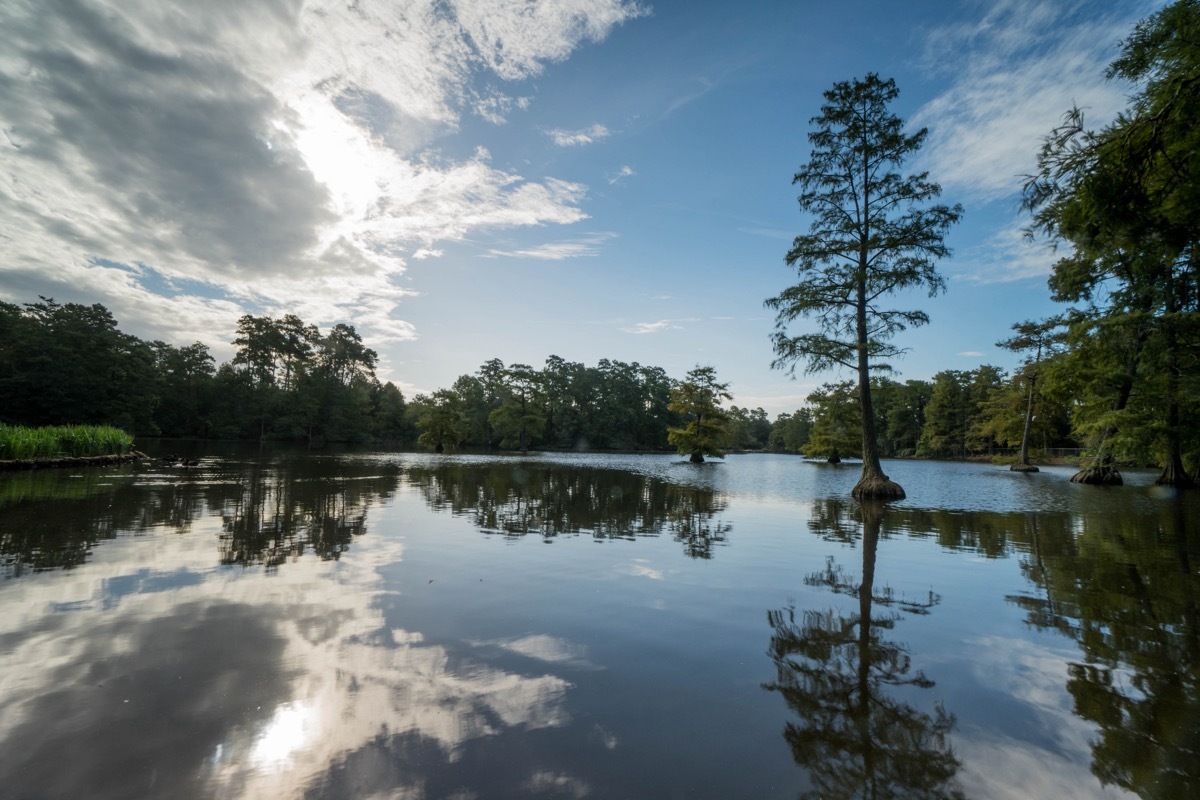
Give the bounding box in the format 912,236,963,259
209,624,572,798
523,769,591,798
952,636,1136,800
0,506,574,799
622,558,664,580
592,724,620,751
478,633,593,667
956,734,1135,800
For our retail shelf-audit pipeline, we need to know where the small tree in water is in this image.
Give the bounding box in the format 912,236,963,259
996,318,1064,472
668,366,732,463
766,74,962,500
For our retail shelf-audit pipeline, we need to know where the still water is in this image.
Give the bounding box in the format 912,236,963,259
1,448,1196,799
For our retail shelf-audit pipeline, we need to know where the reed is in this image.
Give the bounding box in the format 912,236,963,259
0,424,134,460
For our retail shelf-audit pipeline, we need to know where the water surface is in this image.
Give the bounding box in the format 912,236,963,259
1,449,1195,799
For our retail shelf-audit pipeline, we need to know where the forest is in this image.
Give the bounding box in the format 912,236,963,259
0,296,1093,461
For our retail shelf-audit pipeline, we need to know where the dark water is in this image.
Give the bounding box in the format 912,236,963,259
1,448,1196,799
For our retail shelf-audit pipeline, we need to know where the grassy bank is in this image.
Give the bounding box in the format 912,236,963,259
0,424,135,460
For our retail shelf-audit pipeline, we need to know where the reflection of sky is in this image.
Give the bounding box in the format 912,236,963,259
0,503,581,799
949,636,1137,800
2,453,1184,799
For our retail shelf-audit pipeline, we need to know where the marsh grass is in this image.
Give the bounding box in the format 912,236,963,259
0,424,134,460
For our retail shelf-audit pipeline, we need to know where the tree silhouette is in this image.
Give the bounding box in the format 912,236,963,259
765,502,965,799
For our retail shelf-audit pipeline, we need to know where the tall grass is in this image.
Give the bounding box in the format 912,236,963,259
0,424,134,460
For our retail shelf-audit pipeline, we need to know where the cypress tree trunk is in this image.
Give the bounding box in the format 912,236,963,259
1155,303,1194,488
1011,371,1039,472
852,278,904,501
1071,350,1139,486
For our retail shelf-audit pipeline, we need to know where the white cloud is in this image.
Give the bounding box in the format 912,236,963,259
485,232,616,260
913,0,1146,202
958,350,985,357
620,320,679,335
0,0,643,352
950,220,1060,284
608,165,635,184
546,123,611,146
522,770,591,799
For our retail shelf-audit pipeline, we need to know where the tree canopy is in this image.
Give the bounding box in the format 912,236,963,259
667,366,732,463
1023,0,1200,487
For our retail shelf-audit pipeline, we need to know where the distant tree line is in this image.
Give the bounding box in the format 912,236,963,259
0,298,775,452
0,298,404,444
773,366,1077,462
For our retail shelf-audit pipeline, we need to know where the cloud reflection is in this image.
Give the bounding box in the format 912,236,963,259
0,477,577,799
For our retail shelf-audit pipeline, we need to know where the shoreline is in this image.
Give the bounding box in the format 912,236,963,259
0,451,147,472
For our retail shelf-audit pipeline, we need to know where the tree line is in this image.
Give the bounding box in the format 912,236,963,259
771,364,1076,462
0,293,1083,461
0,298,774,452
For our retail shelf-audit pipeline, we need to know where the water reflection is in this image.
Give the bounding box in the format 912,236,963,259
766,501,966,800
406,461,732,558
0,455,579,799
0,457,402,578
1006,501,1200,798
218,459,401,568
4,452,1198,798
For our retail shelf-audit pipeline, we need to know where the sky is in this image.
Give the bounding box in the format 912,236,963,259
0,0,1164,416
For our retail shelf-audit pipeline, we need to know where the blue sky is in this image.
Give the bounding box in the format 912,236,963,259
0,0,1160,415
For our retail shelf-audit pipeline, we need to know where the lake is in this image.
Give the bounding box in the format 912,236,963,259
1,448,1196,799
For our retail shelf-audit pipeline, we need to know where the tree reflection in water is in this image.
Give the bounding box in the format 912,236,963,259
1006,501,1200,798
0,457,403,576
405,462,731,558
765,501,965,800
218,460,401,569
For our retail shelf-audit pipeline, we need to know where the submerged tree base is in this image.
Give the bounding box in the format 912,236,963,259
1155,461,1196,489
851,473,906,501
690,453,704,464
1070,465,1123,485
1010,463,1039,473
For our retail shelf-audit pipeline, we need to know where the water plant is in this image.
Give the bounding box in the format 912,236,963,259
0,424,134,460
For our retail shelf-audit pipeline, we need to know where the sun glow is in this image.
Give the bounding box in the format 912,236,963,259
250,701,319,770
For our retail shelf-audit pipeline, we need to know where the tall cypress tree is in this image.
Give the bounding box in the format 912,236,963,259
767,74,962,500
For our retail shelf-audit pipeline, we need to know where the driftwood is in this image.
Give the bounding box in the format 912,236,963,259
0,451,147,471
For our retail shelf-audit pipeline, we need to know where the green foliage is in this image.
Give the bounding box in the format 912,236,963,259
667,366,732,462
804,382,862,459
416,389,467,451
0,424,134,459
0,298,159,432
916,368,1003,458
768,408,813,453
1024,0,1200,483
766,74,962,377
726,405,772,451
488,363,546,451
875,378,933,457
